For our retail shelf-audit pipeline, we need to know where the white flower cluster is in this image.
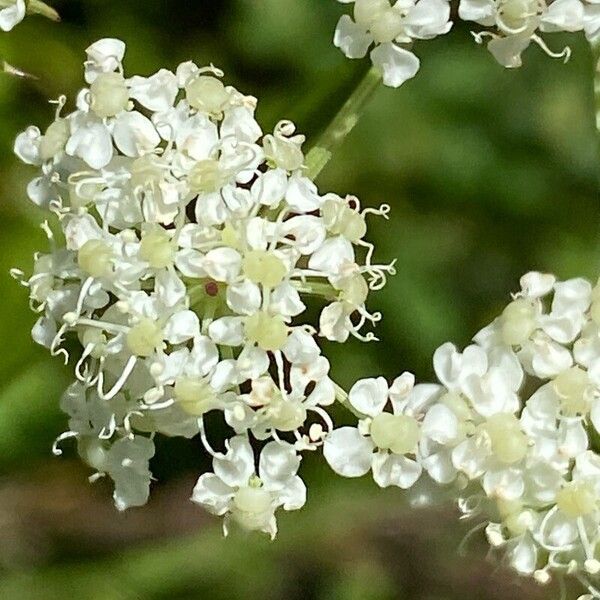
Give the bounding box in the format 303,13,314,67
333,0,453,87
459,0,600,67
13,38,395,536
325,272,600,593
333,0,600,80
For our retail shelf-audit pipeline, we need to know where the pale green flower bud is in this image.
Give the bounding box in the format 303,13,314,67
139,229,174,269
370,8,405,44
174,376,216,416
185,76,230,114
245,312,288,351
90,72,130,118
354,0,390,27
268,398,307,432
553,366,590,416
500,298,536,346
338,274,369,307
126,318,163,357
78,239,113,278
263,135,304,171
188,159,224,194
481,413,528,464
557,481,597,518
39,118,70,161
321,199,366,242
242,250,287,289
232,485,273,530
370,412,421,455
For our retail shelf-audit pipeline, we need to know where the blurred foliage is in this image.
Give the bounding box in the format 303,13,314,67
0,0,597,598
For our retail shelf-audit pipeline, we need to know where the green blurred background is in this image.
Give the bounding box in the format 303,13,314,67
0,1,597,598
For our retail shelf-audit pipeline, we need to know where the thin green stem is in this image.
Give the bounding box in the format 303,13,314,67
334,383,366,420
304,67,381,180
592,40,600,138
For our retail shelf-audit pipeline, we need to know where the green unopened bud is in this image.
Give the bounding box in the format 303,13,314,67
354,0,390,27
554,367,590,416
370,412,421,455
39,118,69,160
78,239,113,278
139,229,174,269
130,155,166,189
263,135,304,171
174,377,216,416
500,298,536,346
370,8,405,43
126,318,163,357
338,274,369,307
321,199,366,242
482,413,528,464
185,76,230,114
232,485,273,530
189,159,224,194
268,398,307,431
242,250,287,289
80,327,107,359
90,72,129,118
246,312,288,351
557,481,597,518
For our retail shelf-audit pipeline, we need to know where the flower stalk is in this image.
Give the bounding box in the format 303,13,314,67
305,67,381,180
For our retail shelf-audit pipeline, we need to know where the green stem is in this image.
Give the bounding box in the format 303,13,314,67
304,67,382,181
593,40,600,138
334,383,366,420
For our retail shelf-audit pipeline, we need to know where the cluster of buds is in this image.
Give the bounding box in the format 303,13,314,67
326,272,600,595
13,39,395,536
333,0,600,84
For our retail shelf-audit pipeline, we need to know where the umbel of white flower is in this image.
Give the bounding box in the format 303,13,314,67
13,38,396,535
459,0,599,67
325,271,600,595
333,0,600,77
334,0,453,87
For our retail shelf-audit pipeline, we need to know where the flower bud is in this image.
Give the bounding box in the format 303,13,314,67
245,312,288,351
242,250,287,289
126,318,163,357
185,76,230,114
139,229,174,269
370,412,421,455
78,239,113,278
90,72,129,118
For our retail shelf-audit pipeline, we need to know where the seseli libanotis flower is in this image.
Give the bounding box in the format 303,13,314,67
12,38,395,536
333,0,453,87
459,0,599,67
325,272,600,597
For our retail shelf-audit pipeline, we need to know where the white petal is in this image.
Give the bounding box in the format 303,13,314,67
208,316,245,346
270,282,305,317
164,310,200,344
203,247,242,283
371,452,422,488
333,15,373,59
487,34,531,69
348,377,389,417
113,111,160,157
66,116,113,169
259,441,301,491
128,69,178,112
237,345,269,380
519,271,556,298
541,0,584,31
227,279,261,315
251,168,287,207
422,403,459,444
191,473,234,515
213,436,255,488
285,174,321,212
370,43,420,88
0,0,25,32
14,126,42,165
277,475,306,511
308,236,354,275
323,427,374,477
85,38,126,83
458,0,495,24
